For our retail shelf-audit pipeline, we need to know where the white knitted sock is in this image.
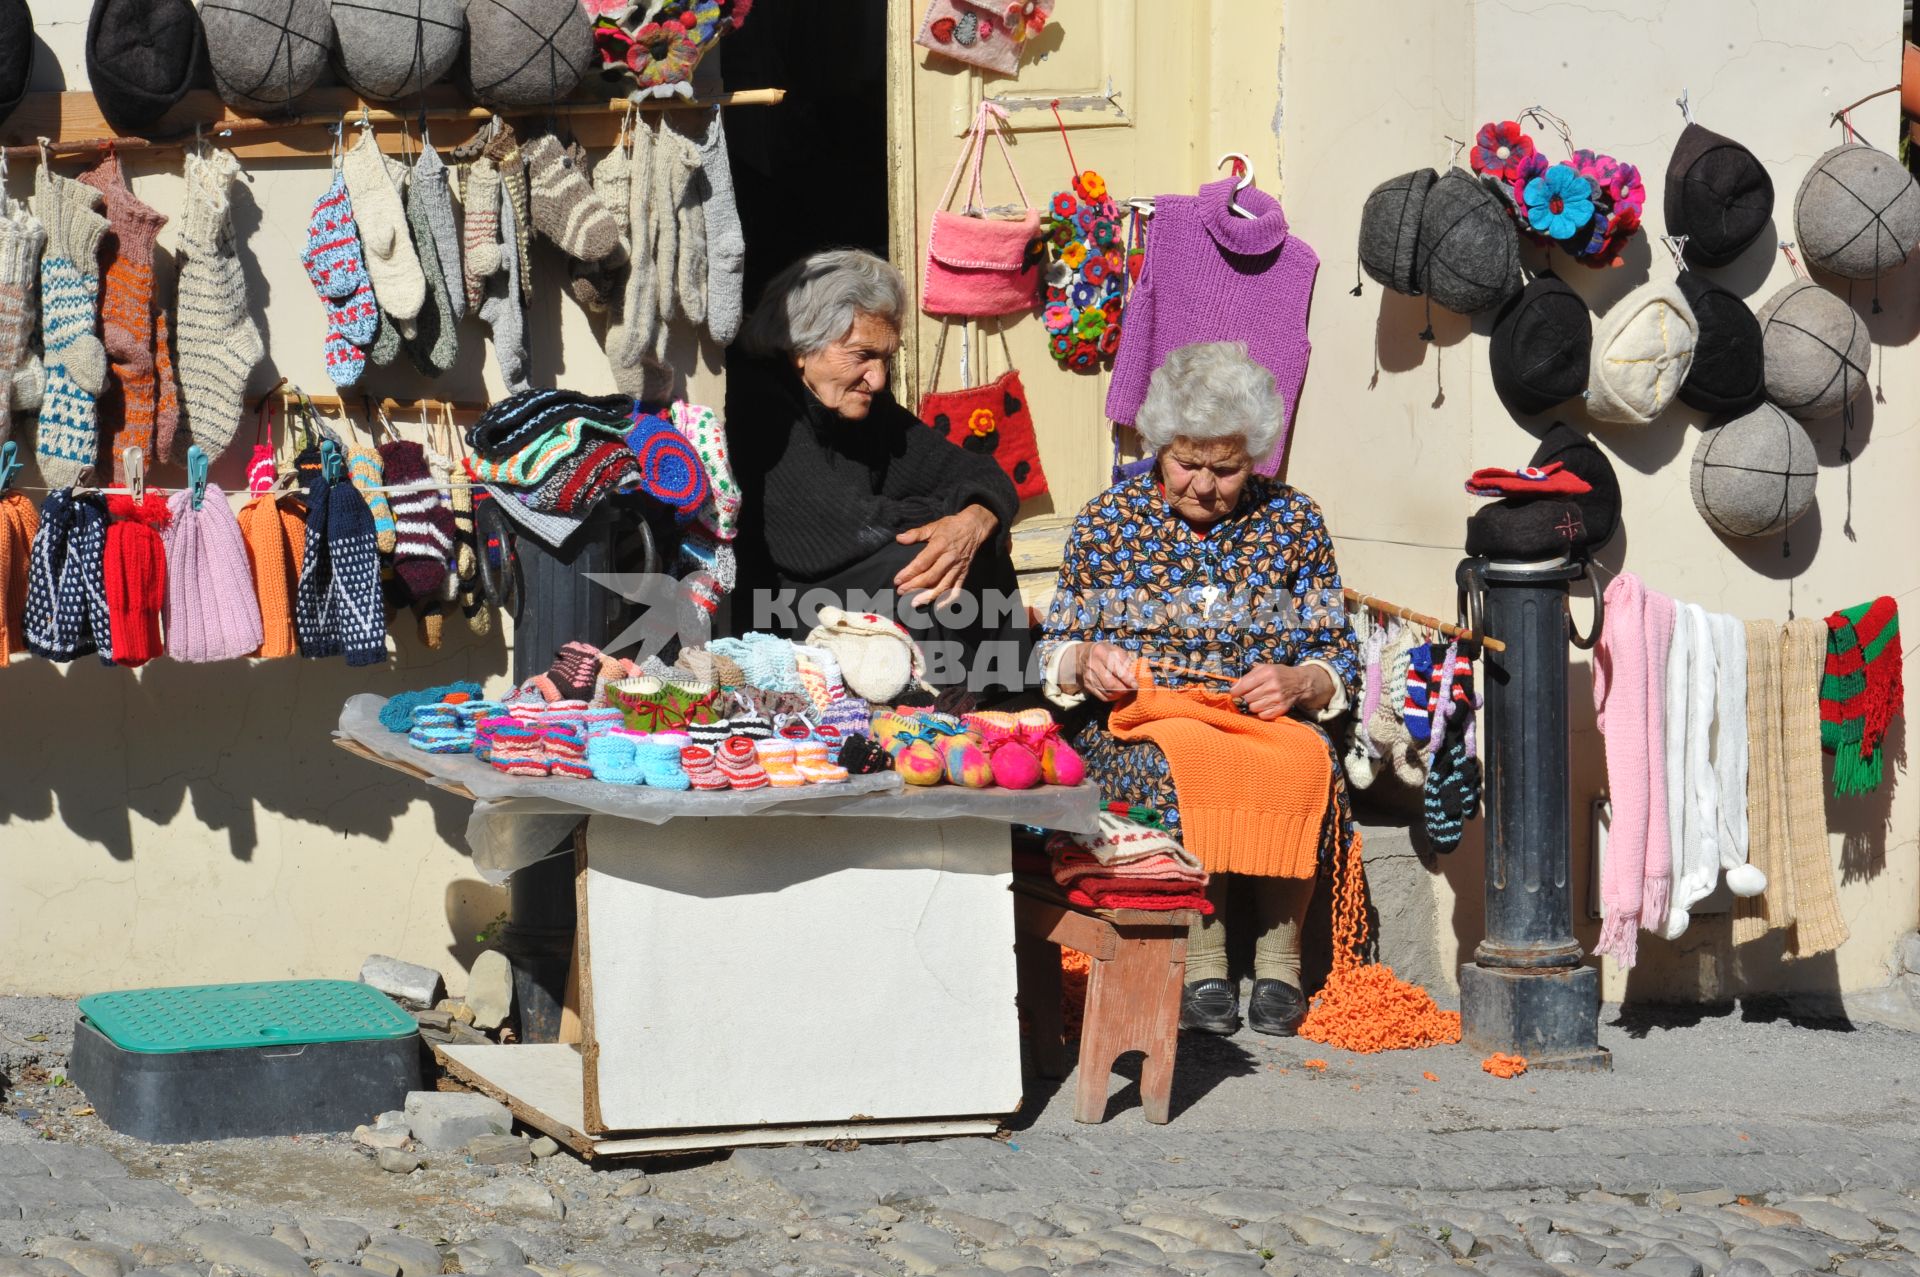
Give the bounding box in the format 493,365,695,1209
673,117,708,331
695,108,745,346
342,130,425,325
34,168,110,486
174,149,264,461
651,125,695,332
478,181,528,392
618,121,659,368
462,157,502,312
0,202,45,446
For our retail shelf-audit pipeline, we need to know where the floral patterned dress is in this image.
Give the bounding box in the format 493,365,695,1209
1038,472,1362,856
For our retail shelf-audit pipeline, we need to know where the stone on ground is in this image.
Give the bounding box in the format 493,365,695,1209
465,951,515,1032
403,1091,512,1150
360,956,446,1010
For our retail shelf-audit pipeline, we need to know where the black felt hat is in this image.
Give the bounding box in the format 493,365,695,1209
1530,420,1621,555
1465,496,1587,562
1358,168,1436,295
1490,274,1591,415
0,0,34,129
86,0,206,136
1675,270,1765,416
1665,122,1774,268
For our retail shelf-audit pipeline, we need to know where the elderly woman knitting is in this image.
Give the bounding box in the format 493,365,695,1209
730,249,1031,701
1038,341,1361,1037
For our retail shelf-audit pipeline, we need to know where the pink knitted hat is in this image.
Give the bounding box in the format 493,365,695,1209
164,485,265,662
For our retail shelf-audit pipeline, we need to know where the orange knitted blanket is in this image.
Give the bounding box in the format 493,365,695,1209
1108,679,1332,878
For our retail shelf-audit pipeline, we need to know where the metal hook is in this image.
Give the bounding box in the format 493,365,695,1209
1676,87,1693,125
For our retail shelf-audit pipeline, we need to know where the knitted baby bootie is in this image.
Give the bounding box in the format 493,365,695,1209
838,734,893,776
794,739,850,784
964,711,1043,790
636,733,693,789
925,713,994,788
870,709,944,785
720,736,772,790
1014,708,1085,786
486,721,549,776
583,706,626,738
586,732,646,785
679,743,730,791
754,738,807,789
821,693,875,740
543,725,592,779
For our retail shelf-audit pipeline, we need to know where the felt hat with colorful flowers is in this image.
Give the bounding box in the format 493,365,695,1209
1472,109,1645,268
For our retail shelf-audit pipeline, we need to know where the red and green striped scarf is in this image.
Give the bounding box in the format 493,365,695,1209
1820,596,1902,796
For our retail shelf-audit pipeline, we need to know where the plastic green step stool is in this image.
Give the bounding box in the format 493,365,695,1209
78,979,418,1054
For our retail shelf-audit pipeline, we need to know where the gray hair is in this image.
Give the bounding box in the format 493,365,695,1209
739,248,908,357
1135,341,1285,463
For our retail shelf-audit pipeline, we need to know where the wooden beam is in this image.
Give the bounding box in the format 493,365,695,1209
1013,893,1118,961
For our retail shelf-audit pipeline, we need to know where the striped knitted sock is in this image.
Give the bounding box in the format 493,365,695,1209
460,157,502,312
523,134,621,264
346,445,396,553
175,149,263,460
1402,642,1435,747
80,155,166,483
569,141,629,313
33,169,110,487
486,133,535,309
379,440,456,605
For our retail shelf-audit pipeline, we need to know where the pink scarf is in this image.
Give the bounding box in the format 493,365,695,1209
1591,573,1675,966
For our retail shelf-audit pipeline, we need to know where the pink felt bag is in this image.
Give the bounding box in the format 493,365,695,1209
922,102,1042,318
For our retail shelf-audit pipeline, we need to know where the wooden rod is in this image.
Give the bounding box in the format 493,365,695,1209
1829,83,1899,125
1343,587,1505,653
279,388,491,420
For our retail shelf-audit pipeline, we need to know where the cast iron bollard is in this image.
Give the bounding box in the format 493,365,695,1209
1457,559,1610,1070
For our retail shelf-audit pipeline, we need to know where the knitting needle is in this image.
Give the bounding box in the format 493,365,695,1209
1148,660,1240,686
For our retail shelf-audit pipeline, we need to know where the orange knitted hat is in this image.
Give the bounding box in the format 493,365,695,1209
238,492,306,659
0,491,38,666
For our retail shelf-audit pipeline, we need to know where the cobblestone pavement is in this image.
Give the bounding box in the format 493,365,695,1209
0,997,1918,1277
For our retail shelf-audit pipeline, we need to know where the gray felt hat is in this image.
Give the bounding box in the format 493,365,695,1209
0,0,35,128
331,0,466,101
1690,401,1817,539
1358,168,1436,295
1795,142,1920,281
1416,168,1522,317
461,0,595,110
202,0,336,114
1756,279,1869,421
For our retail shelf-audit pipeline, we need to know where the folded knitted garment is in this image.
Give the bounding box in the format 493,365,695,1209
469,417,628,487
465,388,634,459
524,438,638,517
379,681,486,732
1052,847,1206,886
1066,884,1214,914
1060,812,1205,871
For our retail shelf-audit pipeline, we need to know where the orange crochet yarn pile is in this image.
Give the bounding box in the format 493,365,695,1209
1483,1052,1529,1078
1297,827,1463,1053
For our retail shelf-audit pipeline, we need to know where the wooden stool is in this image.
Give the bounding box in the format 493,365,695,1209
1011,878,1197,1124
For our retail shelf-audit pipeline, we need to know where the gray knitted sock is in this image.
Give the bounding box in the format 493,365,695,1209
618,120,659,368
696,108,745,346
368,309,402,366
461,157,501,312
404,152,460,376
479,182,528,392
672,117,708,331
412,144,465,322
33,167,109,487
0,203,45,446
651,124,695,334
174,149,263,462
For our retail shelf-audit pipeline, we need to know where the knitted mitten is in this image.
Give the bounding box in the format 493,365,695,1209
80,154,167,482
523,133,621,264
0,489,39,665
694,107,745,346
478,187,529,392
404,151,460,376
152,310,179,461
411,145,465,322
484,126,533,307
103,492,170,667
341,131,425,327
327,476,386,666
303,170,380,388
380,440,456,604
0,204,44,446
461,157,502,312
346,444,396,553
616,120,659,369
33,168,110,487
570,141,630,313
237,491,304,659
176,148,263,460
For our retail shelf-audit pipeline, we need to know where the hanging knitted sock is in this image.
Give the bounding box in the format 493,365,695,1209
616,120,659,369
103,492,169,667
694,107,745,346
1402,641,1435,746
461,156,502,312
152,310,179,462
0,489,37,665
327,476,386,666
669,119,708,330
403,151,460,376
175,149,263,460
0,204,44,447
379,440,456,605
651,125,696,345
33,168,110,488
570,141,630,313
411,145,465,323
341,130,425,328
367,309,403,367
302,169,380,388
79,154,166,482
345,444,395,553
478,183,529,392
523,133,622,264
237,490,303,659
484,126,534,309
671,400,737,541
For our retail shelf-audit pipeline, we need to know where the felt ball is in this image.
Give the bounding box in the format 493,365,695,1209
1725,863,1767,897
1357,167,1435,295
1795,143,1920,281
1689,401,1817,539
1756,279,1869,421
1490,274,1591,416
1675,270,1765,416
1464,496,1587,563
87,0,205,135
1664,121,1774,268
1586,277,1698,426
0,0,34,128
1416,168,1522,316
331,0,466,101
1530,419,1621,555
461,0,595,109
202,0,336,114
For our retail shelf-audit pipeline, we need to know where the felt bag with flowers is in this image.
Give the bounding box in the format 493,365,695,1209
586,0,753,100
916,321,1049,503
914,0,1052,78
922,101,1045,318
1468,107,1645,268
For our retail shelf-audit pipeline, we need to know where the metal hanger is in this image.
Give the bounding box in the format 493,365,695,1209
1216,152,1257,219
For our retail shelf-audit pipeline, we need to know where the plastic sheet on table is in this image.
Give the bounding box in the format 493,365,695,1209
336,695,1102,882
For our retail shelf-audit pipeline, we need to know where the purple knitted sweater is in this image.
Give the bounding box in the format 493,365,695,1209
1105,178,1319,476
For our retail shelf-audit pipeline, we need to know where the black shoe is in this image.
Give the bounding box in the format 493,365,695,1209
1248,979,1307,1036
1179,978,1241,1035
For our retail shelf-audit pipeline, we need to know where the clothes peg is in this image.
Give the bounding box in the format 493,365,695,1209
123,446,145,503
0,441,19,491
319,437,346,484
187,445,210,510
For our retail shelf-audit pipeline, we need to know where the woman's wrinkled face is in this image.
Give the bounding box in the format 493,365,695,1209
1159,435,1254,525
796,311,900,420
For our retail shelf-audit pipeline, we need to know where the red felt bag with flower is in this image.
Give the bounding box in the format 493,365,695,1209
917,323,1049,503
923,102,1043,318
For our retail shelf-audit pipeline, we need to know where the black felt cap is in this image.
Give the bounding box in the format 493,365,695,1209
1529,420,1621,556
1465,497,1587,562
1665,121,1775,268
1675,270,1765,416
86,0,206,136
1490,274,1592,415
0,0,34,129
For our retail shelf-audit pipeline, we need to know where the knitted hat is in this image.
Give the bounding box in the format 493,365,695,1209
331,0,466,101
86,0,206,135
0,0,32,128
1675,270,1765,416
1529,421,1621,555
1464,496,1586,563
103,492,170,667
1794,142,1920,281
25,490,114,663
0,488,39,666
1756,279,1869,421
1357,168,1435,295
1663,122,1774,268
1586,277,1698,425
237,491,304,659
202,0,336,114
164,485,266,662
1415,167,1522,316
1489,274,1591,415
461,0,594,109
1689,401,1817,539
625,408,709,521
1464,461,1591,499
805,606,927,703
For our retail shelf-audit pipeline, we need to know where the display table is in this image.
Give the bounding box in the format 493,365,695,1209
336,697,1102,1155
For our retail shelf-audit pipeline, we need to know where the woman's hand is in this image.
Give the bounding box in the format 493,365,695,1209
1070,641,1139,703
895,504,998,607
1229,662,1333,721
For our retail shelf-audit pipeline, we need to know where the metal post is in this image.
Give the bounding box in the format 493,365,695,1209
1457,559,1611,1071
